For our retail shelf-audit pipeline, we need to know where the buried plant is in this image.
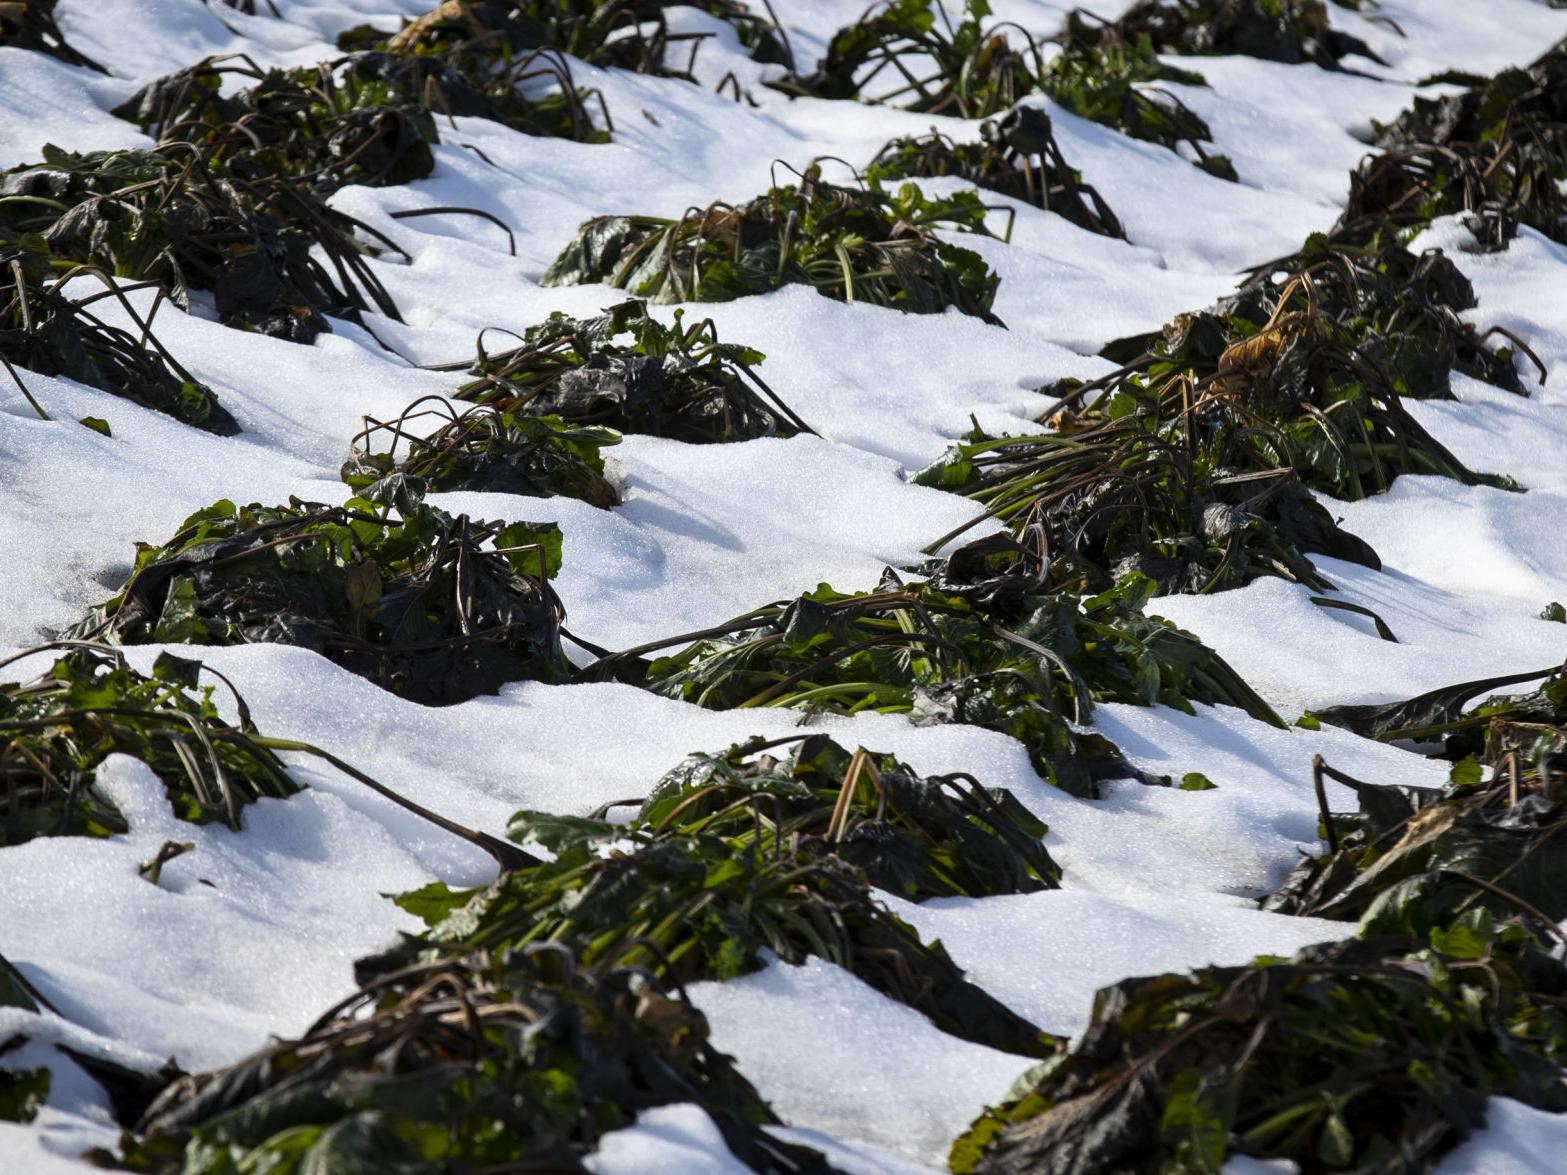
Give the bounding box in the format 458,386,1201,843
1028,246,1521,510
1264,741,1567,928
0,643,299,846
0,145,403,345
111,54,442,194
1338,42,1567,249
540,164,1006,324
0,250,238,433
357,0,788,91
376,795,1061,1058
0,0,103,71
948,927,1567,1174
628,732,1061,901
1042,32,1236,180
71,481,570,707
914,417,1377,598
582,540,1279,798
866,106,1125,239
433,299,810,443
116,945,830,1174
1061,0,1386,73
343,395,621,506
772,0,1048,119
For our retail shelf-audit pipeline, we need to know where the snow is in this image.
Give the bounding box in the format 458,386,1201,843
4,0,1567,1171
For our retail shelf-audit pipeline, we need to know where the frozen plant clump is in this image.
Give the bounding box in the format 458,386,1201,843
115,945,832,1174
0,249,238,433
375,773,1062,1057
73,481,570,706
343,396,621,506
584,537,1279,797
865,107,1124,239
0,644,300,846
437,299,811,443
541,164,1006,325
0,146,403,345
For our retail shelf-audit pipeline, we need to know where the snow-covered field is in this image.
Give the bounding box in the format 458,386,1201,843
3,0,1567,1170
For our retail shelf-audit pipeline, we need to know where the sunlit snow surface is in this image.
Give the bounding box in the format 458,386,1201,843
2,0,1567,1169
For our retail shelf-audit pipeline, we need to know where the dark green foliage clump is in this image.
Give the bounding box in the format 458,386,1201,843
437,299,810,442
0,145,402,345
1265,742,1567,927
916,421,1373,597
774,0,1046,119
914,236,1538,594
586,542,1279,797
540,165,1005,325
73,483,569,706
0,0,103,71
118,946,829,1174
949,929,1567,1174
635,733,1061,901
112,55,441,194
1079,0,1386,72
344,396,621,506
0,250,238,433
1340,42,1567,249
1041,33,1237,181
866,106,1124,239
380,781,1061,1058
1027,240,1521,511
0,644,300,847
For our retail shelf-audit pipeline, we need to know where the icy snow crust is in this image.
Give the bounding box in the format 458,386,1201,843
2,0,1567,1168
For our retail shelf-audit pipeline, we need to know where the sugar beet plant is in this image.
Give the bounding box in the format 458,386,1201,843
112,54,442,195
0,643,299,846
436,299,811,442
0,0,103,71
950,672,1567,1172
912,236,1535,595
775,0,1235,180
0,145,402,345
73,480,570,706
949,925,1567,1174
541,164,1006,324
0,248,238,433
630,732,1062,901
343,395,621,506
584,537,1279,797
865,106,1125,239
365,0,789,90
1063,0,1386,73
1339,41,1567,250
117,944,831,1174
374,742,1062,1057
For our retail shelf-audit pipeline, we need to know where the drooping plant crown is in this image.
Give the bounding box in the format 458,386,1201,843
631,732,1062,901
354,0,790,92
433,299,811,443
541,162,1006,324
1339,40,1567,250
0,144,403,345
581,537,1279,797
0,0,104,71
949,926,1567,1174
117,944,833,1174
374,752,1063,1057
0,248,238,433
72,480,571,707
0,644,300,847
343,395,622,506
112,54,443,195
865,106,1125,239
